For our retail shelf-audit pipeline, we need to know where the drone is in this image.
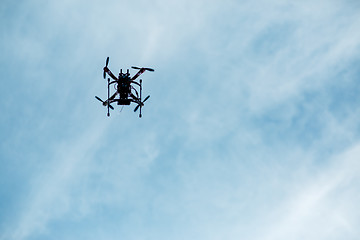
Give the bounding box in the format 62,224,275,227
95,57,154,118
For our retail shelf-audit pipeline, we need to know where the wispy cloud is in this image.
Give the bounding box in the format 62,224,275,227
255,143,360,240
1,0,360,239
1,119,110,240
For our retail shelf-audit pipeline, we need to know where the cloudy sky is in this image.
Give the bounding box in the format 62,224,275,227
1,0,360,239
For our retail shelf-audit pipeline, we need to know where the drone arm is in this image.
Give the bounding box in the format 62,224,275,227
129,99,141,105
104,67,118,81
104,92,118,104
131,69,145,81
108,99,118,104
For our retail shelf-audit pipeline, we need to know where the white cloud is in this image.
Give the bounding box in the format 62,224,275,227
1,119,110,240
255,143,360,240
1,0,360,239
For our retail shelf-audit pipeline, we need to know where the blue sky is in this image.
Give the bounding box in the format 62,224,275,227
1,0,360,239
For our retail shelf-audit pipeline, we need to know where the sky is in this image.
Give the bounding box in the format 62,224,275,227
1,0,360,239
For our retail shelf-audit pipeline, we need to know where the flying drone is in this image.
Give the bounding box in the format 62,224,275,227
95,57,154,118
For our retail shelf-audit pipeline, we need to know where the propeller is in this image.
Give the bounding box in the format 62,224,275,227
131,66,155,72
95,96,114,110
103,57,109,79
143,95,150,102
134,104,140,112
134,95,150,112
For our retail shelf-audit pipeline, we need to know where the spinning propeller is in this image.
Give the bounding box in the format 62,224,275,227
103,57,109,79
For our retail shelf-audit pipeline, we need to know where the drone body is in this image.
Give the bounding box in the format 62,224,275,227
95,57,154,118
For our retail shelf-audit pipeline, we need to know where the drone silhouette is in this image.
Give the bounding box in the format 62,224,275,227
95,57,154,118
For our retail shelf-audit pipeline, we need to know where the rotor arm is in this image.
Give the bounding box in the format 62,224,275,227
131,69,145,81
106,92,118,103
104,67,118,81
131,66,154,80
129,99,142,105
